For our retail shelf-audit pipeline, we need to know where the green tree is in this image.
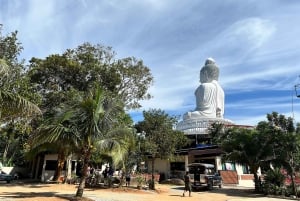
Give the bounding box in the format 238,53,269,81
72,87,124,196
28,104,79,181
94,127,137,187
210,124,273,192
135,109,188,190
0,26,41,166
64,43,153,109
27,42,152,183
0,27,40,120
210,112,300,193
263,112,300,196
29,43,153,110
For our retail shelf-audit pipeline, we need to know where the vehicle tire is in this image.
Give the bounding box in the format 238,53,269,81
207,180,213,190
6,180,10,184
218,181,223,188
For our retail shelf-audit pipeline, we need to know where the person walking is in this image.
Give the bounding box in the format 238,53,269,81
183,171,191,197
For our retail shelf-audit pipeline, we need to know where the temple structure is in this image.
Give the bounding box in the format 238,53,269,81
176,58,233,144
167,58,257,187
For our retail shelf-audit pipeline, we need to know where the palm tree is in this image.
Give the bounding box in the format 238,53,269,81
96,127,137,187
0,58,41,167
29,85,127,196
0,59,41,119
69,87,124,197
28,108,79,181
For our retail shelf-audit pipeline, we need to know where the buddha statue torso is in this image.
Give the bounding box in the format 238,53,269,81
184,58,224,120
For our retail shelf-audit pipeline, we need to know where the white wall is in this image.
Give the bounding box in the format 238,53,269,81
41,154,77,182
147,158,170,177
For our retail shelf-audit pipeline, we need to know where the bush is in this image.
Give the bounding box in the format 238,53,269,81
135,174,145,188
264,168,285,186
262,168,285,196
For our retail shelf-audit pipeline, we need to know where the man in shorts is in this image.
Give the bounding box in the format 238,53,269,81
183,171,191,197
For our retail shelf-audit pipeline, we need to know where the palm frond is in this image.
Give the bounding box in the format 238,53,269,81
0,90,41,119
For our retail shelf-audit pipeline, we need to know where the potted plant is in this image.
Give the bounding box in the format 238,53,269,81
135,174,145,189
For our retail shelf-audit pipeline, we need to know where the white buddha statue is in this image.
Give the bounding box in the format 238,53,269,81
184,58,224,120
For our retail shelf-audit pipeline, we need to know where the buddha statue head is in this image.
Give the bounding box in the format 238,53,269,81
200,58,219,83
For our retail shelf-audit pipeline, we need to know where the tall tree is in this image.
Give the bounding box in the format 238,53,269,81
0,26,41,166
28,43,153,111
70,87,124,197
0,26,41,119
135,109,188,190
27,42,152,183
28,42,153,119
64,43,153,109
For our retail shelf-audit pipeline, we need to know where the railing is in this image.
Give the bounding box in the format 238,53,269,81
176,118,234,135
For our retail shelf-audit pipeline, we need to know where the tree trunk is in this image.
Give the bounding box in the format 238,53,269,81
250,166,260,193
118,166,125,188
289,161,297,197
75,148,91,197
66,154,72,182
149,156,155,190
253,173,260,192
54,151,65,181
76,176,86,197
2,140,10,165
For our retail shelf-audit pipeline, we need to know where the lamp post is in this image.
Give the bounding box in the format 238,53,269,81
149,152,155,190
295,84,300,98
137,131,146,173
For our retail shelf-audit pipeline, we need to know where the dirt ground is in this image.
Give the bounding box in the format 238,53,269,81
0,180,262,201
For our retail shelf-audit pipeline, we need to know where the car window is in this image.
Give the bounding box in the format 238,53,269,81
189,165,206,174
206,168,215,175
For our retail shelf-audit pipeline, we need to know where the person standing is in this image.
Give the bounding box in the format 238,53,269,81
183,171,191,197
125,172,131,187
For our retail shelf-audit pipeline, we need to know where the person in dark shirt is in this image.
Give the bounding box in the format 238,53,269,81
183,171,191,197
125,172,131,187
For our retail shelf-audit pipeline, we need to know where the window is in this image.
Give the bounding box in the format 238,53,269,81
45,160,57,171
222,162,236,171
45,160,69,171
242,165,250,174
188,165,205,174
170,162,185,171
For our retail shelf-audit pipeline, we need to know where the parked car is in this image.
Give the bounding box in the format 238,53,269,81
0,171,13,183
188,163,222,190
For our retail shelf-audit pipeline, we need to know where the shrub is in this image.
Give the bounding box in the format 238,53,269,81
262,168,285,195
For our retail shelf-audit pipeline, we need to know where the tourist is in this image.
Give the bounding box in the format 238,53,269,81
183,171,191,197
125,172,131,187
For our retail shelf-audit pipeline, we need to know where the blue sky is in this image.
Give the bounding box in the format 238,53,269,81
1,0,300,126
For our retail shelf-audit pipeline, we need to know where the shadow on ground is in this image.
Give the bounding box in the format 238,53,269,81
0,180,60,189
170,185,265,198
0,191,71,200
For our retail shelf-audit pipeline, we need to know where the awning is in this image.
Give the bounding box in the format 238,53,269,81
189,148,223,156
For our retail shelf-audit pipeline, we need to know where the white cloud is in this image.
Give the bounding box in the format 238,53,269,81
2,0,300,126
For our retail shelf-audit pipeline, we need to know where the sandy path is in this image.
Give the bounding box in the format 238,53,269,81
0,181,261,201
